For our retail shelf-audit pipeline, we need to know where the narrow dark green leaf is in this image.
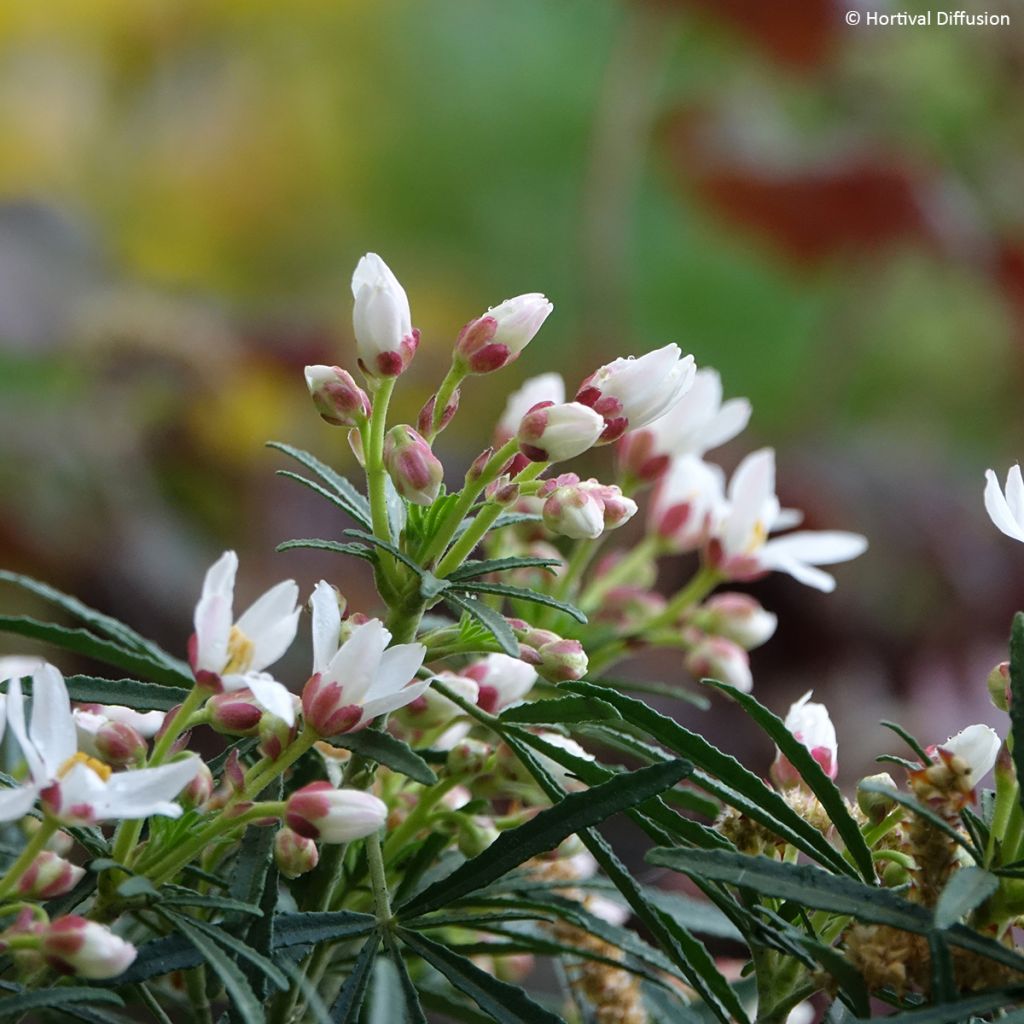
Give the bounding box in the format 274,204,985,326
449,556,561,582
934,866,999,928
226,794,277,935
276,539,376,563
268,441,372,527
369,956,404,1024
329,933,380,1022
865,987,1024,1022
1010,612,1024,816
704,681,875,882
419,571,449,600
929,930,955,1003
0,987,124,1019
117,934,199,981
444,594,518,656
880,720,931,763
60,676,189,711
646,848,1024,976
450,511,542,541
398,929,564,1024
564,681,853,877
399,759,691,918
384,938,430,1024
275,958,333,1024
455,581,587,624
162,892,263,916
344,529,423,575
271,910,377,949
499,696,621,725
323,730,437,786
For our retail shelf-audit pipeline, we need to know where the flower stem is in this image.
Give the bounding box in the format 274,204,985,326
0,818,57,902
426,363,465,442
641,565,721,632
365,830,392,923
578,535,657,612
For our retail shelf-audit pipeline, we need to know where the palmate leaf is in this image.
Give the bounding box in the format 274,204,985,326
448,555,562,582
444,594,518,656
322,729,437,786
267,441,372,528
329,933,380,1023
0,987,124,1019
276,538,376,564
398,929,564,1024
703,681,875,882
399,758,691,919
453,581,588,624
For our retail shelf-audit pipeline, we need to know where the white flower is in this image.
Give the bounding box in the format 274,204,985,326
41,916,137,979
86,704,165,738
351,253,418,376
464,654,538,714
302,582,429,735
711,449,867,592
575,343,696,442
190,551,300,725
495,373,565,443
940,724,1000,785
984,464,1024,542
775,691,838,784
457,294,554,374
286,783,388,843
0,665,201,825
697,593,777,650
685,636,753,693
517,401,605,463
649,456,726,552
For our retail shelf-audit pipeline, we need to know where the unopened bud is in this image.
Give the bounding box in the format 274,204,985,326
988,661,1010,712
857,773,898,824
418,387,461,436
206,689,264,736
457,815,500,858
517,402,604,463
541,477,637,540
685,636,752,693
17,851,85,899
693,593,777,650
617,428,670,485
401,673,479,730
536,638,588,683
455,294,552,375
383,425,444,506
304,365,371,427
93,721,147,767
486,475,520,507
285,783,388,843
447,737,496,776
338,612,372,645
592,587,666,629
259,711,298,761
274,827,320,879
351,253,419,378
41,916,137,979
181,762,215,810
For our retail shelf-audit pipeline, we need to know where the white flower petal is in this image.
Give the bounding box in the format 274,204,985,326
311,581,342,675
701,397,752,452
941,724,1000,784
364,643,427,702
760,531,868,566
0,783,39,822
98,756,202,819
244,674,296,726
985,468,1024,542
4,678,46,784
237,580,300,670
723,448,775,555
29,664,78,778
360,678,432,722
1006,464,1024,525
0,656,45,682
323,619,390,705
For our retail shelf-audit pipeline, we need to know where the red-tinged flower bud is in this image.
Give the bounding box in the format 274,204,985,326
592,587,667,629
401,673,479,729
41,916,137,979
349,427,365,466
536,638,588,683
463,654,537,713
304,365,372,427
259,710,298,761
455,294,552,375
224,749,246,793
517,402,604,463
93,721,147,767
285,783,388,843
988,660,1010,711
693,593,778,650
338,611,372,646
181,762,215,810
771,692,838,787
16,850,85,899
274,827,320,879
447,737,496,776
351,253,419,378
206,689,264,736
543,485,605,539
22,818,74,856
485,475,520,507
383,425,444,506
617,428,670,485
418,387,461,436
685,636,752,693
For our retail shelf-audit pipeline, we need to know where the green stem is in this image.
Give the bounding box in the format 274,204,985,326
382,776,463,860
642,566,721,632
426,363,465,442
365,830,392,923
578,535,657,612
987,764,1018,866
185,964,214,1024
366,378,396,543
0,819,57,901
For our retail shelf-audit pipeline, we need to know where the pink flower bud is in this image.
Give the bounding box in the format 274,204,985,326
988,660,1010,711
417,388,460,435
93,721,147,767
592,587,666,629
485,475,520,507
17,851,85,899
224,749,246,793
771,691,838,786
617,428,671,484
181,762,214,810
648,456,725,553
695,593,777,650
685,636,752,693
455,294,553,374
447,737,496,776
285,783,388,843
536,638,588,683
274,827,320,878
517,402,604,463
464,654,537,714
495,373,566,445
41,916,137,979
206,689,264,736
259,711,298,761
304,365,372,426
351,253,419,377
402,673,479,729
383,425,444,505
541,478,637,540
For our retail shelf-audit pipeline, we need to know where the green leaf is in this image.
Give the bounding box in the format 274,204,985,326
444,594,518,656
865,988,1024,1022
267,441,372,527
0,988,124,1019
454,582,587,624
587,675,711,708
398,929,564,1024
384,939,430,1024
271,910,377,949
499,696,621,725
563,681,854,877
880,720,931,763
0,615,191,687
60,676,190,711
646,848,1024,976
162,891,263,916
399,758,691,919
448,556,561,582
1010,612,1024,816
703,681,875,882
418,570,449,601
370,956,405,1024
344,529,423,575
934,866,999,928
117,934,199,981
275,958,333,1024
276,539,376,563
451,511,542,541
329,933,380,1022
162,913,264,1024
322,730,437,786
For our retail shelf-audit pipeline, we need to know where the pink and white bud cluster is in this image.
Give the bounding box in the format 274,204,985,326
771,691,838,788
16,850,85,900
40,916,137,979
351,253,419,377
455,294,553,374
285,783,388,843
537,473,637,540
692,593,777,650
383,425,444,506
575,344,696,444
304,365,372,427
274,826,320,878
495,373,565,445
510,620,588,682
516,402,604,464
684,635,752,693
206,688,265,736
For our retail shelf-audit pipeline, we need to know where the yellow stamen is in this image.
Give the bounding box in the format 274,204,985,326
224,625,255,674
59,751,112,781
748,520,767,552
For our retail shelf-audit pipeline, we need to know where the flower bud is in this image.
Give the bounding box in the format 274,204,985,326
21,819,74,857
988,660,1010,711
78,703,165,738
592,587,666,629
457,815,500,858
206,689,264,736
383,425,444,506
541,477,637,540
402,673,479,730
517,402,604,463
304,365,372,427
17,851,85,899
617,428,670,485
857,772,898,824
464,654,538,713
770,691,838,787
685,636,752,693
285,783,388,843
417,388,460,436
447,737,496,776
41,916,137,979
535,638,588,683
181,762,215,810
351,253,419,377
694,593,778,650
274,827,320,879
73,710,147,767
455,294,553,374
495,373,566,445
259,711,298,761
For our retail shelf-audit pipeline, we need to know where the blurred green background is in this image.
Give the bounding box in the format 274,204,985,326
1,0,1023,779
